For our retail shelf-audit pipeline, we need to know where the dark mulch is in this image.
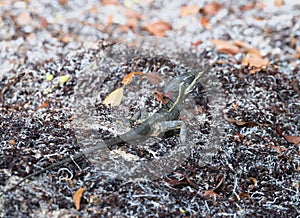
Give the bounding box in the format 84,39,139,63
0,0,299,217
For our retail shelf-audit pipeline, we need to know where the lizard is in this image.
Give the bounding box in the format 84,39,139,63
0,70,204,197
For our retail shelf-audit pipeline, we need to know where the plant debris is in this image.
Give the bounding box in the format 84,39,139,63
0,0,299,217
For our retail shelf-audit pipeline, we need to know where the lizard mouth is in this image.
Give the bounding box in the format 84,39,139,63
71,36,226,180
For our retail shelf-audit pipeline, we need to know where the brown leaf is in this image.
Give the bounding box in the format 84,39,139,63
154,91,169,105
73,187,86,210
240,3,256,11
8,139,16,145
103,87,124,107
101,0,119,5
122,71,143,85
144,21,172,37
233,40,248,49
200,16,210,27
144,73,163,85
232,192,251,201
248,177,258,186
283,135,300,146
202,2,222,16
274,0,284,7
238,192,251,199
225,116,258,127
211,39,240,55
37,100,50,109
191,40,203,47
242,53,269,67
125,8,143,20
203,190,221,198
59,0,68,6
179,5,200,17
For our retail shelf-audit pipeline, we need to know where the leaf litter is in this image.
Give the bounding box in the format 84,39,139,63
0,0,299,217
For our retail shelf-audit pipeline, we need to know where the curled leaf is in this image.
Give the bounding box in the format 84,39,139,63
122,71,143,85
103,87,124,107
73,187,86,210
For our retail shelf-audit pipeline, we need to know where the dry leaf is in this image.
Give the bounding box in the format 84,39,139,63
103,87,124,107
73,187,86,210
283,135,300,146
202,2,222,15
191,40,203,47
240,3,256,11
37,100,50,109
8,139,16,145
144,73,163,85
58,75,70,85
144,21,172,37
233,40,248,49
125,8,143,20
203,190,221,198
179,5,200,17
211,39,240,55
154,91,169,105
274,0,284,7
101,0,119,5
247,48,262,56
248,177,258,186
225,116,258,127
200,16,210,27
16,11,33,26
242,53,269,67
122,71,143,85
59,0,68,6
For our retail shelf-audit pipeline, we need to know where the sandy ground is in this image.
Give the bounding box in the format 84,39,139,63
0,0,299,217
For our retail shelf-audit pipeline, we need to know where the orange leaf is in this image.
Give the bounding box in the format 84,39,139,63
211,39,240,55
144,21,172,37
233,40,248,49
274,0,284,7
8,139,16,145
59,0,68,6
248,177,258,186
103,87,124,107
283,135,300,146
200,16,210,27
240,3,256,11
37,100,50,109
73,187,86,210
191,40,203,47
179,5,200,17
122,71,142,85
242,53,269,67
202,2,222,16
101,0,119,5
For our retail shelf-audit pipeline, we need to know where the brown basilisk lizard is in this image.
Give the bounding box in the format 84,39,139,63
0,70,204,196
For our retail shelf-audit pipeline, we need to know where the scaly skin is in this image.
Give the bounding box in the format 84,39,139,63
0,70,204,196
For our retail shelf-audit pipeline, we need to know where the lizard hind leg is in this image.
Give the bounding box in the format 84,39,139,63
151,120,187,144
